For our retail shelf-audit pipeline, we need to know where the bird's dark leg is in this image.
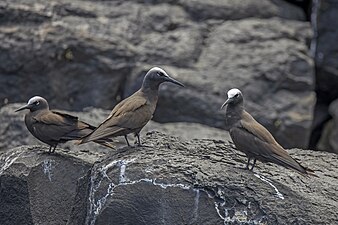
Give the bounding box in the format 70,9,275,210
51,144,57,153
249,159,257,171
245,158,251,170
135,133,142,147
124,135,130,147
48,146,52,153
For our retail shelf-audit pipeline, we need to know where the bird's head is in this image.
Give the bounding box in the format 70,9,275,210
142,67,184,90
221,88,243,109
15,96,49,112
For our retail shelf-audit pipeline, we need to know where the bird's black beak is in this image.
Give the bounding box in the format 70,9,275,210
15,104,30,112
166,77,185,87
221,98,230,109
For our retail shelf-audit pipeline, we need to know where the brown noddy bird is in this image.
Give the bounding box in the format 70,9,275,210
221,88,316,176
80,67,184,147
15,96,114,152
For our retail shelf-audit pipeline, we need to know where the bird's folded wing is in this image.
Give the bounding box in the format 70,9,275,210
52,111,78,120
35,111,77,126
231,127,306,173
110,92,147,117
241,111,282,147
52,111,95,129
32,111,93,141
82,96,151,142
30,120,73,142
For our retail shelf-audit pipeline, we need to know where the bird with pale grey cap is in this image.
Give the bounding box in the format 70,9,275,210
80,66,184,147
221,88,317,176
15,96,114,153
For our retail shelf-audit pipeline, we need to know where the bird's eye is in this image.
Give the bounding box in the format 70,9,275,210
35,101,40,105
234,93,239,97
157,72,165,77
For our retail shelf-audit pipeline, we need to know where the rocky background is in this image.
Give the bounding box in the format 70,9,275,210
3,0,338,151
1,0,338,224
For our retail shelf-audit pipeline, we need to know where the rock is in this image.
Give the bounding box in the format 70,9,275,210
316,119,334,153
314,0,338,103
180,0,305,21
0,0,314,149
0,174,33,225
0,132,337,225
309,101,331,149
315,98,338,154
310,0,338,153
0,103,231,152
146,18,313,149
322,99,338,154
143,121,230,141
0,146,93,225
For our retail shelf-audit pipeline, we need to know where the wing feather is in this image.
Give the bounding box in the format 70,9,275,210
81,93,153,143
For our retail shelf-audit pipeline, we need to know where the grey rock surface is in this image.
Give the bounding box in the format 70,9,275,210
0,146,92,225
179,0,305,21
322,99,338,154
0,0,314,149
0,132,337,225
315,0,338,102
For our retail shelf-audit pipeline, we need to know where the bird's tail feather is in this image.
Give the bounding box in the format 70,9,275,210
271,154,318,177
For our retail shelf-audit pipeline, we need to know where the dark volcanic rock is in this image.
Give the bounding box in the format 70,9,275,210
0,175,33,225
147,19,313,149
0,146,92,225
0,0,314,149
0,132,337,225
180,0,305,21
330,99,338,153
318,99,338,154
314,0,338,103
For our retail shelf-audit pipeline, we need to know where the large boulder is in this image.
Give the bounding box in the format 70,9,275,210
0,132,337,225
0,146,93,225
0,0,314,149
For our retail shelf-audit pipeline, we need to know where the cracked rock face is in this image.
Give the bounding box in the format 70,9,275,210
0,0,314,149
0,147,92,225
1,132,337,225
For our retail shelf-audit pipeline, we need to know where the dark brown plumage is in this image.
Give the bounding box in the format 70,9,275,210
15,96,113,152
222,88,316,176
80,67,184,147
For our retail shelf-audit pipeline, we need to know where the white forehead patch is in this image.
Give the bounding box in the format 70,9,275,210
149,67,168,76
227,88,242,98
28,96,44,104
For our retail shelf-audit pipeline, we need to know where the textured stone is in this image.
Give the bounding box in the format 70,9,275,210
315,0,338,103
179,0,305,21
0,146,91,225
0,0,314,149
315,98,338,154
0,132,337,225
141,19,314,148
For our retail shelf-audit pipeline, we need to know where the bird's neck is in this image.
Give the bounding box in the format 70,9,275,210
140,86,159,103
142,78,161,91
225,103,244,127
